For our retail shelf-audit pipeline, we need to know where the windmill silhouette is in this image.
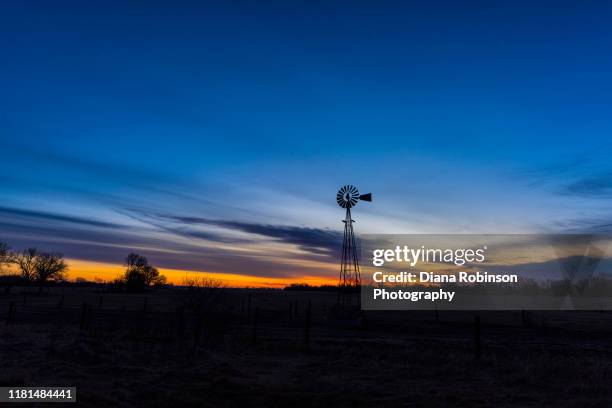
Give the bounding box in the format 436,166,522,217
336,185,372,307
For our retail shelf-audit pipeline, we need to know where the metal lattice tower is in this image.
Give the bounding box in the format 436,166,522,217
336,185,372,306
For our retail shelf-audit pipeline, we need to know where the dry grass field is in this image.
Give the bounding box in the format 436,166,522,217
1,286,612,407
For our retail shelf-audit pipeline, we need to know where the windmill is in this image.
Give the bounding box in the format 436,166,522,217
336,185,372,306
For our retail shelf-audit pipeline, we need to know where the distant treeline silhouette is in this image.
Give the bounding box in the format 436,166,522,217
111,252,167,292
284,283,338,292
0,243,67,289
0,242,167,293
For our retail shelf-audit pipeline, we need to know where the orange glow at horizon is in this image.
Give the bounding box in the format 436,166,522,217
66,259,337,288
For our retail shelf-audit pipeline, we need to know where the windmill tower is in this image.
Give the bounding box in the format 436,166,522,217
336,185,372,306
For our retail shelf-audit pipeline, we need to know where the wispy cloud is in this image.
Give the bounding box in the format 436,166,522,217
553,215,612,233
0,205,339,279
0,206,122,229
518,148,612,199
124,209,342,258
560,173,612,198
0,140,204,205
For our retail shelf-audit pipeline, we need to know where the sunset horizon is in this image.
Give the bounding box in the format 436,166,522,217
4,1,612,290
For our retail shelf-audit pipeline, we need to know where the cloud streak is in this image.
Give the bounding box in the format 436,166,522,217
0,206,122,229
0,205,340,280
129,210,342,258
560,173,612,198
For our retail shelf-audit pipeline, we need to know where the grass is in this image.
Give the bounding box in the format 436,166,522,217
1,286,612,407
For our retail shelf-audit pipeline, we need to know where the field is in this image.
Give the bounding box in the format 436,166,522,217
1,286,612,407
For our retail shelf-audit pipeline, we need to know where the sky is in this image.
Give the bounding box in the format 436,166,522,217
2,1,612,286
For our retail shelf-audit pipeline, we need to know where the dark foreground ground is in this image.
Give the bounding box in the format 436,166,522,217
1,286,612,407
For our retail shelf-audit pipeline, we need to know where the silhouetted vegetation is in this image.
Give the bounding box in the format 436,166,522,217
0,242,10,273
33,252,68,286
114,252,167,292
1,246,67,290
175,276,228,344
284,283,338,292
12,248,39,281
0,274,28,293
0,242,20,292
177,276,225,312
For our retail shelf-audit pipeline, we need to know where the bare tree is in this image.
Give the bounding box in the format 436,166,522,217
143,265,166,286
34,252,68,285
122,252,166,292
0,242,10,273
13,248,39,282
0,243,20,292
176,276,227,344
126,252,148,271
178,276,225,313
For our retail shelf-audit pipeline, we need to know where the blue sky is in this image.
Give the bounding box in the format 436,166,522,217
1,1,612,283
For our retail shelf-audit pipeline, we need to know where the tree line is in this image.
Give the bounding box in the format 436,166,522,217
0,243,67,286
0,242,166,292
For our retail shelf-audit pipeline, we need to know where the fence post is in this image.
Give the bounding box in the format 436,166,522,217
193,310,203,346
80,302,89,330
176,306,185,341
6,301,15,325
360,310,368,330
98,296,104,309
86,303,93,330
304,300,311,349
143,297,148,313
289,301,293,321
252,307,259,344
247,293,252,324
57,295,64,309
474,315,481,359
